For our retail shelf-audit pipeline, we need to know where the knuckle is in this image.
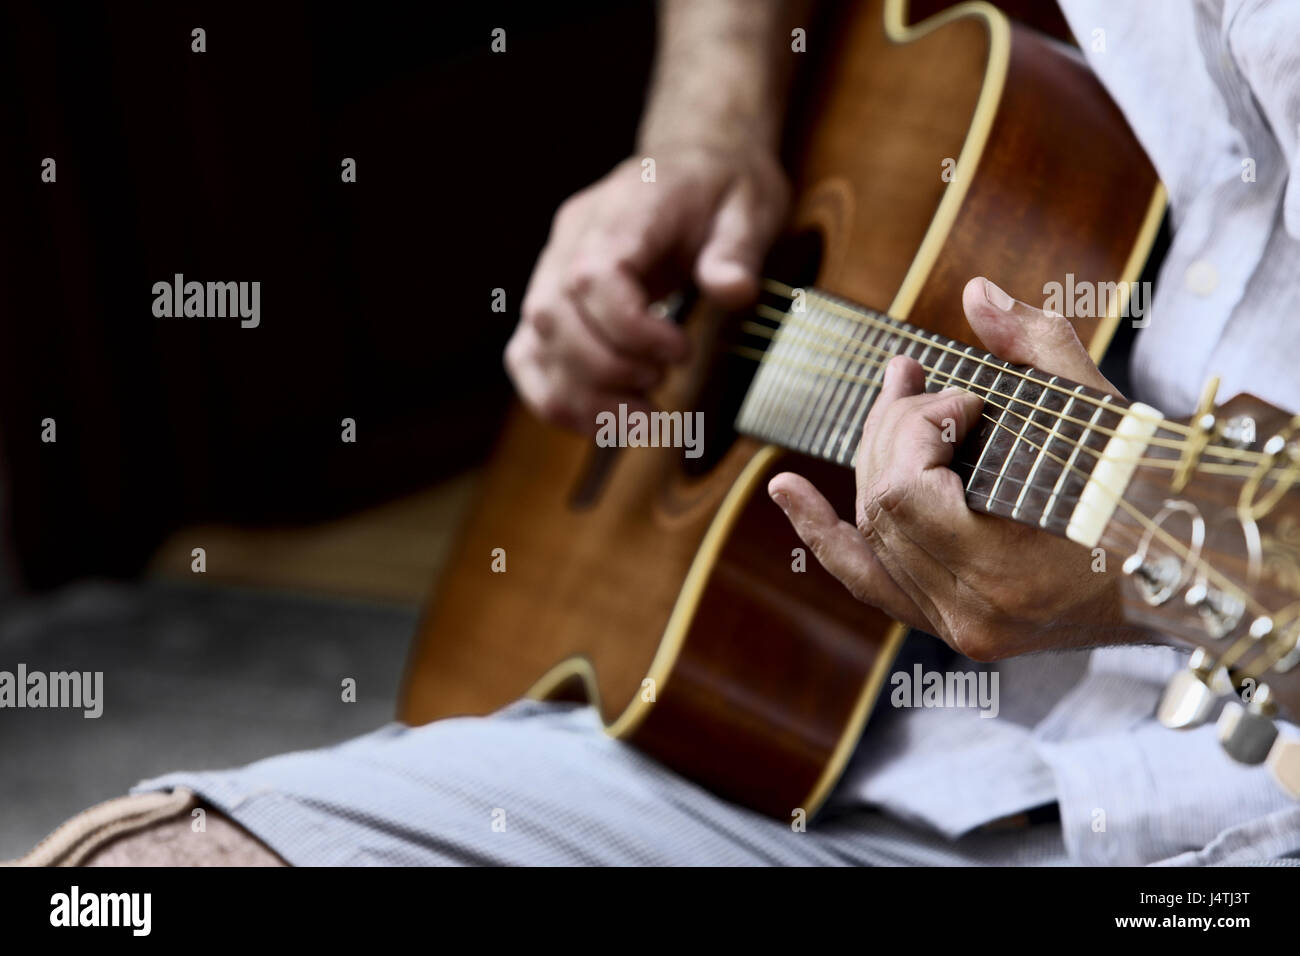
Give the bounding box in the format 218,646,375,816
562,261,599,298
553,193,587,230
869,478,909,518
503,332,532,377
534,385,571,425
521,301,556,337
591,352,639,386
951,622,1002,663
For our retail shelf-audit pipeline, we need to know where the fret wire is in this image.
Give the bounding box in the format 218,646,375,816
764,281,1284,467
786,301,829,449
749,302,800,438
827,317,877,463
781,307,1101,441
967,358,1015,510
759,306,1162,459
761,279,1194,439
828,309,889,462
732,342,1275,625
733,340,1187,474
1012,376,1065,522
987,371,1042,514
764,301,809,443
803,303,858,455
737,320,1292,480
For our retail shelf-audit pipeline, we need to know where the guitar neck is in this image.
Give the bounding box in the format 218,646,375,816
735,286,1152,547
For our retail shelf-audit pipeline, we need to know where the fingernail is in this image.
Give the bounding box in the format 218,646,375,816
771,490,790,513
983,278,1014,311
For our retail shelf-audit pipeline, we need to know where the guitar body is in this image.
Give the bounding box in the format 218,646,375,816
399,0,1165,818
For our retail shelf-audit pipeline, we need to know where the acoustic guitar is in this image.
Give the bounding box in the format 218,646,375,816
400,0,1300,817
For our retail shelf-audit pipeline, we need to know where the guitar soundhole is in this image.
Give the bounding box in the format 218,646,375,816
682,229,824,477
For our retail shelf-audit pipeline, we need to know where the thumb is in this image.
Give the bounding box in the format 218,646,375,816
961,277,1119,396
695,175,786,308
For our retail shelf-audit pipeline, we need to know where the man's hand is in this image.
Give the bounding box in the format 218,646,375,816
505,147,788,432
768,277,1137,661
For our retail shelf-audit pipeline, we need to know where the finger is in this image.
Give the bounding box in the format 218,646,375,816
855,355,927,467
855,492,953,637
868,355,927,424
858,384,982,500
855,388,984,574
567,255,689,363
550,299,663,391
505,324,652,433
961,276,1118,395
768,471,929,630
695,174,788,308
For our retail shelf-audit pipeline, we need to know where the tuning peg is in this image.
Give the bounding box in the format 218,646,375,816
1268,735,1300,799
1217,414,1257,448
1216,685,1278,764
1271,620,1300,673
1157,648,1230,729
1184,582,1246,639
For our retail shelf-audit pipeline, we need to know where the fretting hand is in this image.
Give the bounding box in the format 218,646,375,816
768,277,1143,660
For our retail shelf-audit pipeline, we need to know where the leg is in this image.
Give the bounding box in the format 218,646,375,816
10,789,286,867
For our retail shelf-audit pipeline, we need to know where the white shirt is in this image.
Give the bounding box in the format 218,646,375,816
840,0,1300,865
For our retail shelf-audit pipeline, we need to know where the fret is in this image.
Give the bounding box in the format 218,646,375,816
833,317,893,464
761,300,814,445
734,285,1159,555
913,332,936,389
790,304,842,447
952,345,976,395
987,370,1047,514
829,311,890,463
931,333,960,390
795,304,852,453
790,306,837,446
817,303,879,459
1042,393,1111,529
966,358,1017,509
1012,376,1068,520
767,305,813,444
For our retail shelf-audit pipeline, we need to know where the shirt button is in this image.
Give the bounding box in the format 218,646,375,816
1185,259,1219,296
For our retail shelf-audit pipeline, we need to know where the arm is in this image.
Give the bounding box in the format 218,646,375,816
505,0,811,432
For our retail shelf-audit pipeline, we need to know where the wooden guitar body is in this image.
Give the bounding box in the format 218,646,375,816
399,0,1165,818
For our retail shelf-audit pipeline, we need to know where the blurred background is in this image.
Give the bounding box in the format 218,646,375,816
0,0,656,858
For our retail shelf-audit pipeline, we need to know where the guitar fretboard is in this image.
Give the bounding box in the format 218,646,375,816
735,287,1130,537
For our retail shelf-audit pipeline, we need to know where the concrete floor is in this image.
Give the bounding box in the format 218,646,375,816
0,579,417,859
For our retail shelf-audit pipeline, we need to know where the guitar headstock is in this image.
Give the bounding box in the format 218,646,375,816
1101,388,1300,792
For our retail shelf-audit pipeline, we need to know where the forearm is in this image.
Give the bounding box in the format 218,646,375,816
637,0,813,154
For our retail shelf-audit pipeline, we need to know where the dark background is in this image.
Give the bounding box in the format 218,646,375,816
0,0,658,590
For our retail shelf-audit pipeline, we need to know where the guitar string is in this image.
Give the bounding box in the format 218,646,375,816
731,343,1275,621
741,313,1290,482
739,320,1140,468
750,305,1179,465
735,342,1300,669
761,278,1189,432
779,286,1297,471
759,277,1207,442
733,340,1170,494
760,278,1283,467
